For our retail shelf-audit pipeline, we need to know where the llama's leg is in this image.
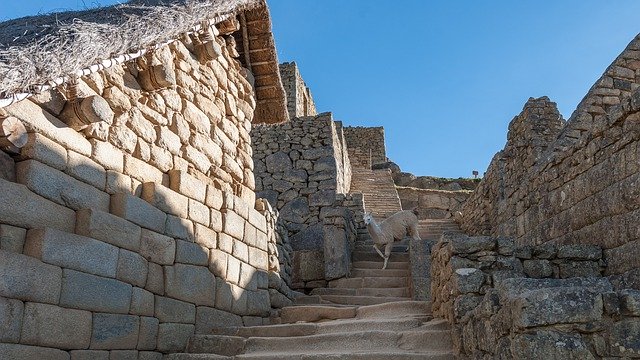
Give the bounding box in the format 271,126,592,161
410,223,421,240
382,242,393,269
373,244,385,260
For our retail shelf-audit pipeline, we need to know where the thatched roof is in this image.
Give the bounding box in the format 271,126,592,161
0,0,288,124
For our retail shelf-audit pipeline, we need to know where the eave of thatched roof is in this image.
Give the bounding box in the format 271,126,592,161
0,0,289,124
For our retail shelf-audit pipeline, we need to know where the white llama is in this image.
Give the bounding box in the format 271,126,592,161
363,209,421,269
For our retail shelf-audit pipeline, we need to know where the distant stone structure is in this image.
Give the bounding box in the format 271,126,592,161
343,126,387,169
279,62,317,119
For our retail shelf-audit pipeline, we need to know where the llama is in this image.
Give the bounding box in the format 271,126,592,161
363,209,421,269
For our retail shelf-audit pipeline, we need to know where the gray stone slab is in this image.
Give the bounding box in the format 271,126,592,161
91,313,140,350
154,296,195,324
195,306,242,334
141,183,189,218
130,287,155,316
164,263,216,307
0,178,76,232
138,316,159,351
176,240,209,266
165,215,194,241
21,302,92,349
223,209,245,240
0,224,27,254
25,228,119,278
117,249,148,287
0,343,70,360
157,323,194,353
76,208,142,252
60,269,132,314
0,296,23,343
140,229,175,265
145,262,164,295
111,193,166,233
70,350,109,360
109,350,139,360
138,351,162,360
0,250,62,304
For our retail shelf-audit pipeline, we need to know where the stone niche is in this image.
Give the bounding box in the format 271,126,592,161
251,112,360,290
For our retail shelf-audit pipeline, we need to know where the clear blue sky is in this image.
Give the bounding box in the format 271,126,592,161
4,1,640,178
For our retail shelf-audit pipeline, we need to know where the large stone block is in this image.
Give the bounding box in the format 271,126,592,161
130,287,155,316
141,183,188,218
111,193,167,233
248,246,268,271
169,170,206,202
157,323,194,353
76,209,142,252
67,150,107,190
226,255,241,285
0,250,62,304
140,229,175,265
609,319,640,357
17,160,110,211
25,228,119,278
194,223,217,249
205,185,223,210
60,269,132,314
0,224,27,254
245,290,270,317
209,249,228,278
21,302,92,349
165,215,194,241
20,132,67,170
512,287,603,328
164,263,216,307
175,240,209,266
265,151,292,173
223,209,244,239
124,154,163,184
91,313,140,350
0,179,76,233
195,306,242,334
139,351,162,360
0,150,15,181
145,262,164,295
214,278,233,312
0,296,23,343
233,239,249,263
511,331,595,359
117,249,149,287
91,139,124,172
138,316,159,350
292,250,324,282
109,350,139,360
239,263,258,291
70,350,109,360
154,296,195,324
189,199,210,227
0,343,70,360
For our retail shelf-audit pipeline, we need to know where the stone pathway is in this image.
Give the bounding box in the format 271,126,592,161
350,168,402,220
417,219,462,241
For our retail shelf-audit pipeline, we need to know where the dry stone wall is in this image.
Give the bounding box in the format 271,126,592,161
343,126,387,169
0,27,293,359
279,62,317,120
431,233,640,359
397,186,471,220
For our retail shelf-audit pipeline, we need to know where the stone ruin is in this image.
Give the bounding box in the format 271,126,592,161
0,0,639,359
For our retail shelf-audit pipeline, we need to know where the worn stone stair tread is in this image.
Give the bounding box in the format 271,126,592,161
278,305,358,323
328,276,409,289
235,351,455,359
356,301,432,319
350,268,410,278
165,354,231,360
311,286,410,297
318,295,409,306
353,251,409,262
352,261,409,269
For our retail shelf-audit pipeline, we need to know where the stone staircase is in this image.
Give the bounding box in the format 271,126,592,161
350,168,402,220
417,219,462,241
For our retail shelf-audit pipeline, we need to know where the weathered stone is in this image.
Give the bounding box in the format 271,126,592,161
25,228,119,278
0,296,23,343
111,193,167,233
157,323,194,353
291,224,324,251
20,132,67,170
0,343,70,360
130,287,155,316
558,261,601,278
323,225,351,280
17,160,110,211
224,209,245,239
512,287,603,328
76,208,142,252
0,224,26,254
205,185,224,210
0,250,62,304
239,263,258,291
214,278,234,312
141,183,189,218
70,350,109,360
21,302,92,349
164,263,216,306
60,269,132,313
292,250,324,282
209,249,228,278
450,234,495,254
226,255,242,285
145,262,164,295
511,331,595,359
557,245,602,260
165,215,194,241
175,240,209,265
91,313,140,350
195,306,242,334
248,246,268,271
154,296,195,324
452,268,485,294
106,170,131,195
117,249,149,287
245,289,270,317
140,229,175,265
189,199,210,226
169,170,207,202
280,198,310,224
138,351,162,360
138,316,159,351
67,150,107,189
108,350,139,360
523,259,553,278
265,151,292,173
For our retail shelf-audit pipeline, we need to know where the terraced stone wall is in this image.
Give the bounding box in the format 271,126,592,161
343,126,387,169
279,62,317,120
0,27,294,359
396,186,471,220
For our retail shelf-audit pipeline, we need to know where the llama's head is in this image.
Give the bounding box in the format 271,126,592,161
363,212,374,225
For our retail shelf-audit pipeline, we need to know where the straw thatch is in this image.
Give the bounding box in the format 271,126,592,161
0,0,289,124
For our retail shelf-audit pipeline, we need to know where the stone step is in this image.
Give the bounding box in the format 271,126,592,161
311,287,410,297
352,261,409,270
235,351,454,359
278,305,357,324
351,268,410,278
353,251,409,262
319,295,409,306
328,277,409,289
355,301,433,319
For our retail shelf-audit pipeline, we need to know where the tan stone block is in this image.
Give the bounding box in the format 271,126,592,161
124,154,163,184
129,108,157,143
194,223,217,249
31,89,66,116
91,139,125,172
173,155,189,172
169,170,206,201
183,101,211,135
223,209,245,239
191,133,223,166
205,185,224,210
17,160,110,212
170,113,190,144
165,263,216,306
83,122,110,141
209,249,228,278
157,127,182,155
157,323,194,353
104,86,132,113
111,192,167,233
145,262,164,295
0,224,26,254
239,262,257,291
19,133,67,170
25,227,119,278
117,249,149,287
165,215,194,241
226,255,241,285
233,239,249,263
109,125,137,154
6,99,91,156
154,296,195,324
149,145,173,173
90,313,140,350
248,246,268,271
210,209,223,232
66,150,107,189
248,208,267,233
21,302,92,349
183,146,211,174
106,170,131,194
0,343,70,360
214,278,233,312
76,208,142,252
189,199,210,226
218,233,233,253
233,195,250,220
141,182,188,218
140,229,175,265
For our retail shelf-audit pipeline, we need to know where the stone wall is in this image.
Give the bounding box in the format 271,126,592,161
461,91,640,281
397,186,471,220
279,62,317,120
251,112,360,290
431,233,640,358
0,27,293,358
343,126,387,169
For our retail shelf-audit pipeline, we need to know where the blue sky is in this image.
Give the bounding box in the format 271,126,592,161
4,1,640,178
